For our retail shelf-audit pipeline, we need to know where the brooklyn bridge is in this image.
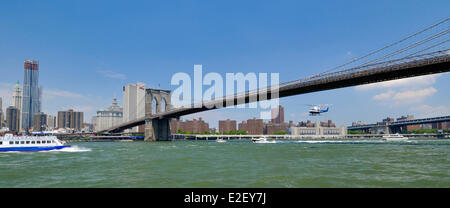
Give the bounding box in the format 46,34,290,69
98,18,450,141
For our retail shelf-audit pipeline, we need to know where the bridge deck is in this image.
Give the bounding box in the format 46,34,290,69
348,116,450,130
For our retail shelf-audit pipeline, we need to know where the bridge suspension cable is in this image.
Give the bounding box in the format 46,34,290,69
402,38,450,59
359,28,450,66
312,17,449,77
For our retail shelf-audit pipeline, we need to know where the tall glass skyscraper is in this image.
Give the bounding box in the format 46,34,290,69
22,59,41,133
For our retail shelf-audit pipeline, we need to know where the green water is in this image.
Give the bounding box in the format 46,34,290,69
1,139,449,188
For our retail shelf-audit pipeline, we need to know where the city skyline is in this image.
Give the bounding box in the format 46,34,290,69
1,1,450,128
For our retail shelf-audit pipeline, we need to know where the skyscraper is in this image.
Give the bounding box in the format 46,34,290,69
46,115,56,130
13,81,22,111
22,60,41,133
12,81,22,130
0,97,3,128
271,105,285,124
6,106,20,133
33,112,47,132
123,82,146,132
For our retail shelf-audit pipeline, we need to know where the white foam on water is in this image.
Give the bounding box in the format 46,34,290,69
0,151,27,154
159,145,178,150
254,140,277,144
0,145,91,153
296,140,344,143
49,145,91,152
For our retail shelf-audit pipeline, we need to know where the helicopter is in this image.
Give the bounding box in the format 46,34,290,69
306,104,332,116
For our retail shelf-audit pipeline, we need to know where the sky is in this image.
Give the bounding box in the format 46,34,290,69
0,0,449,128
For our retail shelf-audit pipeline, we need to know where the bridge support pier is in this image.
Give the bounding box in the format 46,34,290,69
385,126,391,135
144,88,172,142
389,126,403,134
144,118,171,141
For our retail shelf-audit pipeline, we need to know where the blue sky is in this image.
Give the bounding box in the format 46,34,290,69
0,0,449,127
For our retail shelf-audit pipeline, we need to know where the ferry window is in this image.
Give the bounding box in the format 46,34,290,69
37,141,41,144
47,141,51,143
0,141,2,145
21,141,25,144
10,141,13,145
31,141,35,144
26,141,30,144
15,141,19,144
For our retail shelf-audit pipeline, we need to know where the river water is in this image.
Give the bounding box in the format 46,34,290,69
1,139,449,188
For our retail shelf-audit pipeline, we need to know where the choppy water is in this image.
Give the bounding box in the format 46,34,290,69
0,139,449,188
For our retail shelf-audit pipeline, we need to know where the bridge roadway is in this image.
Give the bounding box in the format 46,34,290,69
101,51,450,134
348,115,450,131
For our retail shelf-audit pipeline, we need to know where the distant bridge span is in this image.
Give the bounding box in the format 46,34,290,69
348,115,450,134
99,51,450,137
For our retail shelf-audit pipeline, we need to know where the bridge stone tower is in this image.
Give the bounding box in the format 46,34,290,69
144,88,172,141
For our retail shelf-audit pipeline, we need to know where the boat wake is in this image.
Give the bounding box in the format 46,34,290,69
49,145,91,152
